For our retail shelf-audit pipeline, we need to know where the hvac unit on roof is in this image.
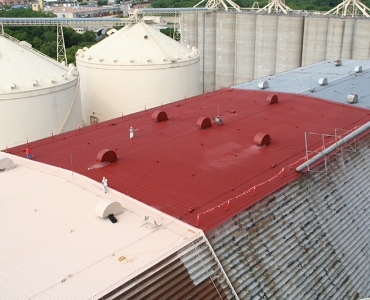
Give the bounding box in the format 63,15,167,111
346,94,358,104
258,81,269,89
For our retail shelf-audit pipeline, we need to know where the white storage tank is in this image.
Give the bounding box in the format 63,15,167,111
0,35,82,150
76,22,200,124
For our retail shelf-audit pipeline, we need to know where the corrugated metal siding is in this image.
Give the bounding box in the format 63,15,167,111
207,134,370,299
103,237,235,299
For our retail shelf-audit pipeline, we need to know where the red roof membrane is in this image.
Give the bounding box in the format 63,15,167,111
7,88,370,232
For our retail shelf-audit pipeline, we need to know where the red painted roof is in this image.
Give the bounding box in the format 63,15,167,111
7,88,370,232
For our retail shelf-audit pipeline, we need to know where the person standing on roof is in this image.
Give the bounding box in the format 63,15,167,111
129,126,138,139
25,147,32,159
102,176,108,193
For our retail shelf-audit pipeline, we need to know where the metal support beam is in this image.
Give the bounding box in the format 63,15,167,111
324,0,370,17
57,24,67,65
256,0,292,14
296,122,370,172
194,0,240,12
173,12,181,42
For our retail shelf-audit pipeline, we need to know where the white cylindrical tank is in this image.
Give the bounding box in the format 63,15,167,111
341,18,355,59
275,15,304,73
181,13,198,49
76,22,200,124
325,18,345,60
301,17,329,66
198,12,216,92
0,35,82,150
234,13,256,83
352,19,370,60
254,14,278,79
215,12,236,89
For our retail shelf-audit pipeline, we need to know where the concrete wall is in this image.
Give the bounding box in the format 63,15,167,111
181,13,370,91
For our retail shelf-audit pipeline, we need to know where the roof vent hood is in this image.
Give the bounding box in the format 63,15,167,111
258,81,269,89
346,94,358,104
95,198,123,219
0,157,15,171
318,78,328,86
334,59,342,66
354,66,362,73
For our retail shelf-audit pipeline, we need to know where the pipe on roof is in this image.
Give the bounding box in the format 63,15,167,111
296,121,370,173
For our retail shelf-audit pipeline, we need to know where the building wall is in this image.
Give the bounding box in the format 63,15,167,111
181,13,370,91
206,134,370,299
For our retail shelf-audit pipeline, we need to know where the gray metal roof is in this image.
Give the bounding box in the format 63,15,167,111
233,60,370,110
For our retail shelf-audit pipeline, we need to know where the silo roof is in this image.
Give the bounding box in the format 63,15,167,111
7,88,370,232
0,35,76,94
76,22,199,67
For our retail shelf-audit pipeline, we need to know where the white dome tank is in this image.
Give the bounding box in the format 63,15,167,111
76,22,200,124
0,35,82,150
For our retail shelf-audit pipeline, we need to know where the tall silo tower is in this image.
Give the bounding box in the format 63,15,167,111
0,35,82,150
76,22,200,125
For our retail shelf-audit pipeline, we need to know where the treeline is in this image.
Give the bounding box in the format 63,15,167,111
0,9,97,64
151,0,370,11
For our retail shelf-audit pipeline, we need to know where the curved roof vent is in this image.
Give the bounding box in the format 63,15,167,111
19,41,32,49
334,59,342,66
318,78,328,86
9,83,16,90
266,94,278,104
354,66,362,73
152,110,168,122
196,117,212,129
254,132,271,146
0,156,15,171
96,149,117,163
346,94,358,104
258,81,269,89
95,198,123,219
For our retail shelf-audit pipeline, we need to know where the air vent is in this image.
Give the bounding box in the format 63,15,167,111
0,156,15,171
318,78,328,86
9,83,16,90
19,41,32,49
266,94,278,104
96,149,117,163
334,59,342,66
32,80,38,87
254,132,271,146
258,81,269,89
346,94,358,104
147,58,151,63
152,110,168,122
196,117,212,129
130,59,134,63
99,58,103,62
95,198,123,219
354,66,362,73
107,29,117,36
49,77,56,84
113,58,118,63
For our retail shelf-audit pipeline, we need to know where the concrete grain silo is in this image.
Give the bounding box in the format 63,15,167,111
76,22,200,124
0,35,82,150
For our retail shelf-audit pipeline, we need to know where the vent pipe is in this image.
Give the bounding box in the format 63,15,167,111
296,121,370,172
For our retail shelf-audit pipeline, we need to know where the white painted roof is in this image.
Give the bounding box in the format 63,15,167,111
234,59,370,109
0,153,202,300
0,35,76,93
76,22,199,66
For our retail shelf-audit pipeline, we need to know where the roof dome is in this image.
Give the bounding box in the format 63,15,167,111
76,22,199,67
0,35,78,93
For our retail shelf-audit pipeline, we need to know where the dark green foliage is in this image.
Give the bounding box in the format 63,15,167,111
1,9,98,65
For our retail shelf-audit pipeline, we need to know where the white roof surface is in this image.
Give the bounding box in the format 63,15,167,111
234,59,370,109
0,153,202,300
0,35,76,93
77,22,199,67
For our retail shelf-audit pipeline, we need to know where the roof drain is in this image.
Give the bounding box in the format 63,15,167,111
296,121,370,172
200,231,241,300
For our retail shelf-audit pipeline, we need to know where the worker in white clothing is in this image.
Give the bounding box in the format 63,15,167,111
102,176,108,193
130,126,138,139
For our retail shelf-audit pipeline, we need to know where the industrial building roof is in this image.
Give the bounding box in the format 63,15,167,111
234,59,370,109
6,88,370,232
76,22,199,67
0,153,202,300
0,34,76,94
